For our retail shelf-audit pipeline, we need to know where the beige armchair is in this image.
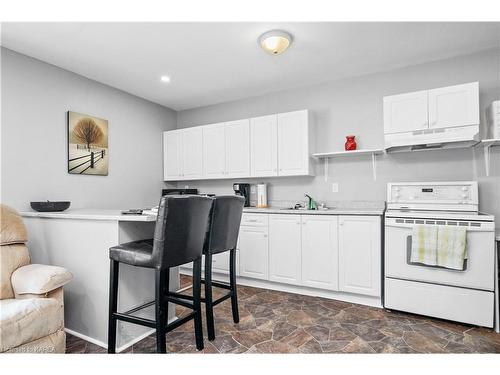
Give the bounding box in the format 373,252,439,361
0,205,72,353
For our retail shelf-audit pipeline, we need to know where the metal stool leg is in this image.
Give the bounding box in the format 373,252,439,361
204,253,216,341
155,269,167,353
229,248,239,323
192,258,204,350
107,260,119,353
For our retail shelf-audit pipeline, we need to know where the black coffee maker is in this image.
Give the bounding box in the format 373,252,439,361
233,183,250,207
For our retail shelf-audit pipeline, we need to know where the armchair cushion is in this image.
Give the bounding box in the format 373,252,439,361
11,264,72,296
0,298,63,352
1,244,31,299
0,205,28,246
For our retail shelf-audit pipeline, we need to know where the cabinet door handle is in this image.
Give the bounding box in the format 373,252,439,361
302,222,306,225
263,234,268,237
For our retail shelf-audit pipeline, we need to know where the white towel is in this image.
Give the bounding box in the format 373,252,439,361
436,226,467,270
411,225,438,266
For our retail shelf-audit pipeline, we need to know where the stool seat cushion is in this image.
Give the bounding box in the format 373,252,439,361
109,239,155,268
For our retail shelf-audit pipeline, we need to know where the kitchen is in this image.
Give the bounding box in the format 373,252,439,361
1,12,500,372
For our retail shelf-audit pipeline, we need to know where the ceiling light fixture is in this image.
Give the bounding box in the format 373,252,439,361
160,75,171,83
259,30,293,55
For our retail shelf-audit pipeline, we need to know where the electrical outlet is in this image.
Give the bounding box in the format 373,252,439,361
184,185,189,189
331,182,339,193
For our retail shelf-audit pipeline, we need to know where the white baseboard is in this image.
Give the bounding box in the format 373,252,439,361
179,269,382,308
65,328,108,350
65,316,177,353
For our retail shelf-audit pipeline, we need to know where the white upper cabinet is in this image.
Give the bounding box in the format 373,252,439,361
301,215,339,291
250,114,278,177
338,215,381,297
383,82,479,135
163,130,182,180
277,110,312,176
203,123,226,178
269,214,302,285
164,109,313,181
225,119,250,177
180,127,203,180
383,90,428,134
428,82,479,129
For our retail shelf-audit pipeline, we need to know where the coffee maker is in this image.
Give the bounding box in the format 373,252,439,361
233,183,251,207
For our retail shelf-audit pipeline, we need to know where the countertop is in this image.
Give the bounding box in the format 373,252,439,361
20,209,157,222
20,201,386,221
242,205,385,216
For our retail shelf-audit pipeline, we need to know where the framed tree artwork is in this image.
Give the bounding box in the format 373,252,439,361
67,111,109,175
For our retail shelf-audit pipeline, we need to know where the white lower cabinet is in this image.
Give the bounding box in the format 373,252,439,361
269,214,302,285
232,213,381,299
238,222,269,280
301,215,339,291
338,215,381,297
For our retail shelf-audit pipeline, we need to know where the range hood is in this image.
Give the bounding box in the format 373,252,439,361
384,124,480,153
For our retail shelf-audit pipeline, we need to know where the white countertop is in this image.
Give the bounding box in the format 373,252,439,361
242,206,385,216
20,209,157,222
20,201,386,221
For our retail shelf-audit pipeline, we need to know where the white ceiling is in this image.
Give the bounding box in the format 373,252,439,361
2,22,499,110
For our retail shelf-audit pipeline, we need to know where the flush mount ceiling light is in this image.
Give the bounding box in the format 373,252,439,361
160,75,171,83
259,30,293,55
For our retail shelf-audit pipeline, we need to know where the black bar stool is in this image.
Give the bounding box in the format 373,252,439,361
173,196,244,341
204,196,244,340
107,195,214,353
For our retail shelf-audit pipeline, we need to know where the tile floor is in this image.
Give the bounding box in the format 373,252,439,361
66,275,500,354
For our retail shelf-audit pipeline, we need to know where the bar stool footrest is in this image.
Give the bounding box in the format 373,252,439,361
167,295,195,309
113,312,156,329
201,279,231,290
166,312,196,333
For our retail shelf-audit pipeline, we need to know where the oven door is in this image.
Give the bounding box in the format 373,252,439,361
385,217,495,291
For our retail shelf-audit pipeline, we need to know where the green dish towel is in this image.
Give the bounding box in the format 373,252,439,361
436,226,467,270
411,225,438,266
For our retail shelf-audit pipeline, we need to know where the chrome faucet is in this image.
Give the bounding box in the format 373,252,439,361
304,194,317,210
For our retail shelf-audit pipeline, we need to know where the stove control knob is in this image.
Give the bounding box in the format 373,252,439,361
461,194,467,198
462,187,468,191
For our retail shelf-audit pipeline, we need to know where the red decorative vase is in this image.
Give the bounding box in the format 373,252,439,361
345,135,357,151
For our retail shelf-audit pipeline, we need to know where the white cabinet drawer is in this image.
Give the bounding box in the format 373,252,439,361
241,213,268,227
385,278,494,328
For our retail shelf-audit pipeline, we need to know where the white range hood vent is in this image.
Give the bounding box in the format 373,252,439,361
384,124,480,153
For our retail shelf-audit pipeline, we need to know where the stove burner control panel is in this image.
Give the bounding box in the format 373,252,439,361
387,181,478,212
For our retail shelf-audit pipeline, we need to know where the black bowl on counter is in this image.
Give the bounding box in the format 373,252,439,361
30,201,71,212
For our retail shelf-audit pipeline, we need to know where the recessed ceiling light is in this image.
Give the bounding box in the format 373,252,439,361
259,30,293,55
160,76,171,83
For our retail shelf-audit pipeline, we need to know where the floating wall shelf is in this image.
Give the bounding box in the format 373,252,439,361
478,139,500,177
312,149,385,182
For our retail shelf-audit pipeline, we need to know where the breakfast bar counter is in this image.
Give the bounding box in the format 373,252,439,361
20,209,179,352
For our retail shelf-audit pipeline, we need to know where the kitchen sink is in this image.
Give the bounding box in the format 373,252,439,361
280,207,333,211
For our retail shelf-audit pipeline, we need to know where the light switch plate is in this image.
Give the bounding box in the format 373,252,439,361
332,183,339,193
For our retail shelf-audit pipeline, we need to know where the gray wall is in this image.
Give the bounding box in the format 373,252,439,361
1,48,176,210
177,49,500,218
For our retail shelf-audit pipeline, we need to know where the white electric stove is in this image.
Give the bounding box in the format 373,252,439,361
384,181,498,331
